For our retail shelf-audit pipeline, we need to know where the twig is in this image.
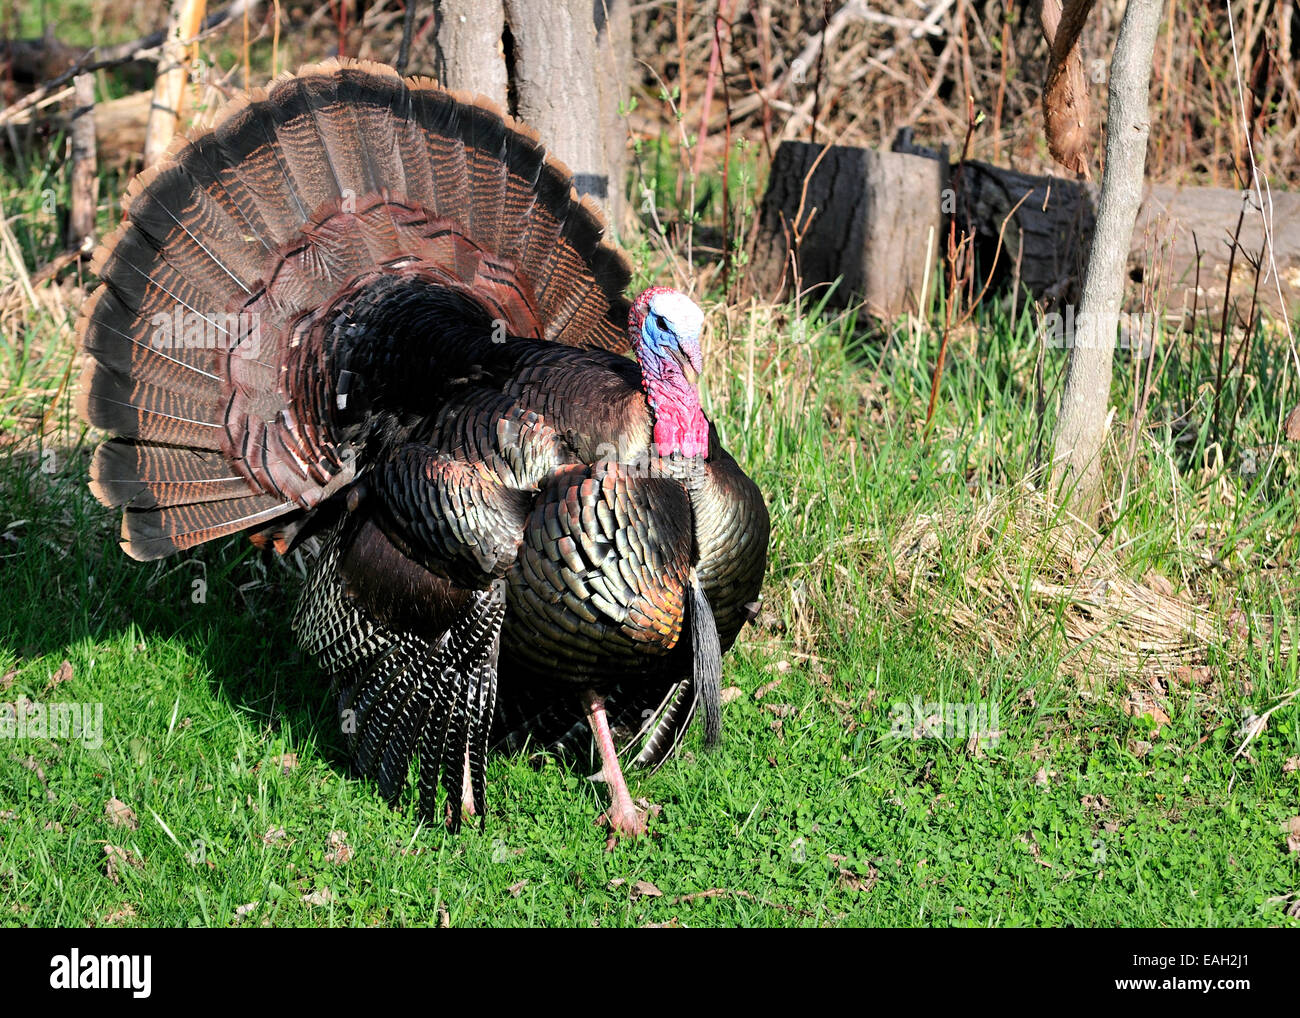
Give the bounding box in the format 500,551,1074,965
0,1,250,129
396,0,418,75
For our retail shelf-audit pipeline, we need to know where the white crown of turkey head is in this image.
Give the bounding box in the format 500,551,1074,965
647,290,704,344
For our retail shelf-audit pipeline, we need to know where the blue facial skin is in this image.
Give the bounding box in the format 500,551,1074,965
638,310,701,382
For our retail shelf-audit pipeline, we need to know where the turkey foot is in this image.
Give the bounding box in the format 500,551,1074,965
582,689,647,837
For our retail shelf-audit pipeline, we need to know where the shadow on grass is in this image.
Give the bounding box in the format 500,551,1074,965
0,443,352,777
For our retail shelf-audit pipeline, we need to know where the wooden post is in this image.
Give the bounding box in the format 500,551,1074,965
68,73,98,254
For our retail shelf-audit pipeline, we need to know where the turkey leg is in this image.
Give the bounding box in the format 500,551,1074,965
581,689,647,836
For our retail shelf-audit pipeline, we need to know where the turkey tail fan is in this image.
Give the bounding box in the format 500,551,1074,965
78,58,633,561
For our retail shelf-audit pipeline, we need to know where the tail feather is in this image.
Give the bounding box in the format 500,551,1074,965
688,570,723,746
78,288,222,402
77,375,226,449
335,63,410,199
409,84,472,226
91,440,251,509
121,494,291,560
120,171,260,298
210,90,312,242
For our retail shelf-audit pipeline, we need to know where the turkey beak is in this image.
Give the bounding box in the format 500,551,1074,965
669,345,700,385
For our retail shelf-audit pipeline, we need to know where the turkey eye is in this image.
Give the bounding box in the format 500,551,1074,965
655,314,668,331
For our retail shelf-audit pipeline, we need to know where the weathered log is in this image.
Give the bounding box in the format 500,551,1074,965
1134,183,1300,322
754,145,1299,322
747,140,943,317
952,160,1095,309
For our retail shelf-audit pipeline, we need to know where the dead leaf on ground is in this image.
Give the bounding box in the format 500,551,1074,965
720,686,745,704
272,753,298,774
1283,756,1300,774
0,669,16,691
437,903,450,928
1081,794,1111,814
261,826,287,845
103,844,144,883
324,830,352,865
837,864,879,893
1122,686,1171,731
46,659,73,693
1285,404,1300,442
105,797,138,830
1142,571,1174,598
1286,816,1300,854
754,678,783,700
301,888,335,907
763,702,794,718
631,880,663,899
101,903,136,925
506,879,528,898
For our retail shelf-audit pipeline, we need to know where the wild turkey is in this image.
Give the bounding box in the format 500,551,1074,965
76,59,769,836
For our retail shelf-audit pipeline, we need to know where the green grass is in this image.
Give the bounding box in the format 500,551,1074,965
1,283,1297,927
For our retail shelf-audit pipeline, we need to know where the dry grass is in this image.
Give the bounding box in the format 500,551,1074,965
631,0,1300,188
883,484,1293,686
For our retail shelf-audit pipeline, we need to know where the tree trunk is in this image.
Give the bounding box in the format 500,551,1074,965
433,0,629,233
1050,0,1162,515
433,0,509,107
143,0,206,168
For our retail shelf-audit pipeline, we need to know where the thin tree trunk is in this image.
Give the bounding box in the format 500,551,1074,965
1050,0,1162,515
143,0,206,168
